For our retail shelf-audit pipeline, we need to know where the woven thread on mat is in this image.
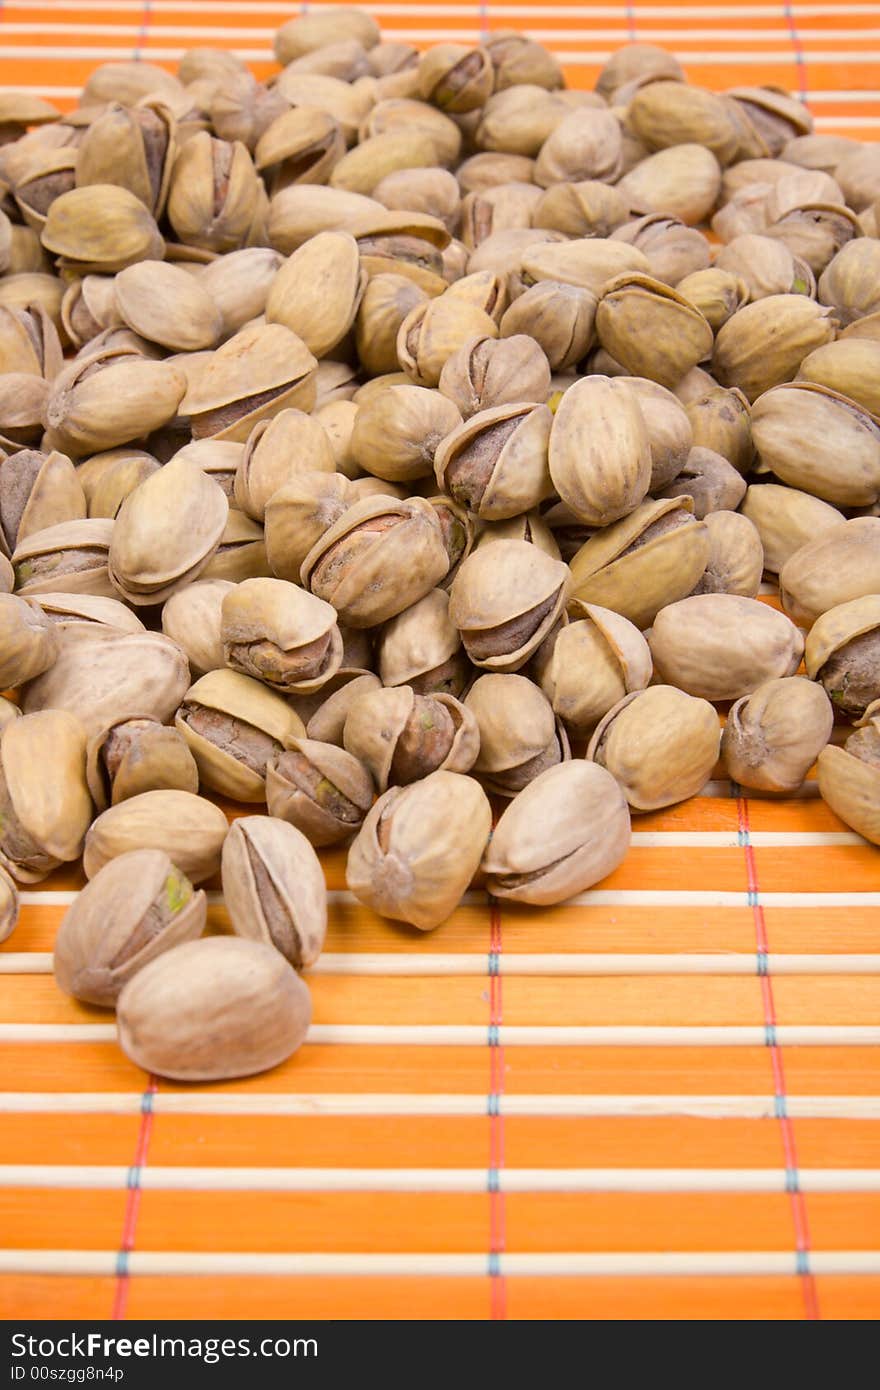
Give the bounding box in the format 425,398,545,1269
112,1075,157,1321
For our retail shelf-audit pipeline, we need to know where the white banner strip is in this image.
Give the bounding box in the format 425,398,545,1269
4,2,879,18
1,1250,878,1277
3,22,880,41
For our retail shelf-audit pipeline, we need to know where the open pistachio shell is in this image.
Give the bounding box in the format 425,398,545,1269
221,576,343,694
221,814,327,968
175,668,305,802
343,684,478,791
86,713,199,811
448,538,569,672
267,737,374,848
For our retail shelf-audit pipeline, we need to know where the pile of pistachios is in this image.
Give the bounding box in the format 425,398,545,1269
1,10,879,1079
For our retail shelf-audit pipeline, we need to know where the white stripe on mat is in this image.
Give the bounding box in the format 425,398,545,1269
3,1024,878,1046
5,2,879,18
5,22,880,41
3,44,880,64
2,1165,879,1193
0,1092,877,1118
5,952,880,976
1,1250,878,1277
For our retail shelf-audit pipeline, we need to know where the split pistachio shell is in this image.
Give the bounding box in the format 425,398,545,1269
482,760,631,906
588,685,721,811
805,595,880,719
0,709,92,882
376,587,466,693
221,576,342,694
302,494,448,627
817,713,880,843
83,787,228,882
499,281,596,373
109,456,228,605
116,936,312,1081
438,335,551,420
448,538,569,672
266,737,373,847
264,471,353,582
86,714,199,810
434,401,553,520
722,676,833,793
355,273,429,377
199,508,271,584
0,592,58,688
0,449,85,556
114,259,223,351
649,594,804,701
234,409,335,520
779,518,880,626
691,510,764,598
740,483,844,575
351,384,461,483
596,273,713,389
167,133,267,253
30,591,145,634
0,864,19,943
180,320,318,443
221,815,327,968
12,518,116,599
397,294,499,389
677,267,748,331
346,768,491,930
161,578,235,676
750,382,880,507
465,671,569,797
549,376,651,527
818,239,880,326
657,446,747,519
306,671,382,747
569,496,710,629
54,849,206,1006
175,668,305,802
537,602,652,736
343,685,478,790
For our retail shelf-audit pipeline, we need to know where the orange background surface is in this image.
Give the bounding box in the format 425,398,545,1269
2,0,880,1323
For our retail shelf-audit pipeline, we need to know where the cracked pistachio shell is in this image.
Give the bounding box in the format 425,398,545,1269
417,45,493,116
274,73,374,146
266,232,366,360
589,685,721,811
548,375,651,527
169,440,243,500
520,238,650,298
306,671,381,747
180,321,318,443
465,672,569,796
616,143,722,226
167,133,267,253
0,864,18,943
355,273,429,378
796,338,880,419
54,849,206,1005
0,592,58,688
199,508,271,585
114,259,223,352
221,815,327,968
175,668,305,802
475,511,560,561
618,377,692,491
597,44,684,104
397,295,499,389
596,273,713,390
221,577,342,694
346,769,491,930
499,280,597,373
780,518,880,626
649,594,804,701
83,787,227,882
267,737,373,848
161,577,233,676
723,677,833,794
438,335,551,421
482,760,631,906
198,247,283,336
751,382,880,507
345,208,450,297
460,179,548,247
264,471,353,582
41,184,165,272
0,304,62,378
235,409,335,521
818,713,880,843
818,240,880,327
86,713,199,811
764,202,859,280
626,83,743,166
657,445,747,518
343,685,478,791
75,96,176,216
302,495,449,628
611,212,713,289
434,401,553,521
0,371,48,446
570,496,709,630
30,590,144,634
712,294,836,401
60,272,126,350
685,386,754,474
677,268,748,332
535,107,624,187
360,98,461,167
13,518,115,600
116,935,311,1081
538,602,652,736
0,555,12,593
741,484,843,576
351,384,461,483
21,626,190,735
254,106,344,187
0,709,92,881
109,456,228,605
45,353,187,454
377,587,465,693
805,595,880,719
691,510,764,598
448,538,570,672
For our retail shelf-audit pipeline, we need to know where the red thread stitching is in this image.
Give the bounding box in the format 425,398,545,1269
111,1076,157,1321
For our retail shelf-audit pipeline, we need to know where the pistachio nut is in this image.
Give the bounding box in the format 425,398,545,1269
86,714,199,811
712,294,836,401
266,232,365,360
343,684,478,790
0,709,92,882
690,510,764,598
221,814,327,967
610,213,712,287
520,238,650,299
475,509,560,561
536,602,652,737
267,183,381,254
108,456,227,605
198,247,283,336
13,518,115,599
649,593,804,701
618,377,692,491
616,144,722,226
0,864,18,943
161,577,233,677
376,587,469,695
234,409,335,520
275,8,380,64
254,106,344,191
482,760,631,906
264,471,353,582
714,233,814,303
345,207,450,296
595,273,713,390
685,385,754,474
0,373,49,448
531,181,627,240
30,590,145,635
397,294,498,389
467,673,567,799
805,595,880,719
305,670,381,747
0,592,58,688
818,240,880,326
346,768,491,930
569,496,710,629
740,483,843,577
175,668,305,802
499,281,597,372
448,538,569,672
417,44,493,115
274,72,373,147
116,936,312,1081
438,335,551,421
302,494,449,627
54,849,206,1006
199,508,271,584
41,184,165,273
485,31,563,91
221,577,342,694
796,338,880,418
534,108,623,187
83,787,227,883
266,738,373,848
817,706,880,843
626,82,743,165
354,272,429,377
45,352,187,454
168,440,242,501
677,268,749,331
0,448,86,556
657,446,747,518
722,676,832,794
166,133,267,252
458,153,536,196
751,382,880,507
0,303,63,379
588,684,721,811
433,401,552,521
180,321,318,443
474,86,568,158
75,101,175,218
765,201,860,279
351,384,461,483
727,87,812,159
549,376,651,526
79,61,184,111
113,259,223,352
596,44,684,105
87,451,161,520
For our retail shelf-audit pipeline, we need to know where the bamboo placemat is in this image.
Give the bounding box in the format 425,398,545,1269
1,0,880,1324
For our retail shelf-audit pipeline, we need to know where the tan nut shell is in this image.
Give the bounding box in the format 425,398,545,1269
649,594,804,701
539,603,652,735
114,259,223,352
109,456,228,604
448,538,570,672
45,354,187,454
520,238,650,298
29,590,145,634
266,232,366,359
221,577,343,694
235,409,335,520
482,760,631,906
175,669,305,802
596,274,714,390
264,471,353,582
85,714,199,811
779,518,880,626
549,375,651,527
377,588,461,686
180,321,318,444
434,401,553,521
343,685,478,791
221,815,327,968
723,677,833,793
266,737,374,848
83,788,229,882
818,742,880,844
464,672,555,775
0,709,92,873
306,671,382,747
693,509,764,598
0,593,58,689
161,578,234,676
805,595,880,680
751,382,880,508
116,936,312,1081
0,865,19,943
41,184,165,272
740,484,843,575
346,769,491,930
588,685,721,811
712,294,836,401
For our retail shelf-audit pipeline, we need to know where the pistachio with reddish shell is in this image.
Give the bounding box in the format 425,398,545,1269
536,601,652,737
448,538,569,672
482,760,631,906
221,815,327,968
377,587,469,696
54,849,206,1006
588,685,721,811
175,668,305,803
434,401,553,520
267,738,373,848
805,596,880,720
722,676,833,794
351,384,461,483
0,709,92,883
649,594,804,702
343,685,478,790
549,375,652,527
221,577,343,695
346,768,491,930
86,714,199,811
234,409,335,521
465,672,569,797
